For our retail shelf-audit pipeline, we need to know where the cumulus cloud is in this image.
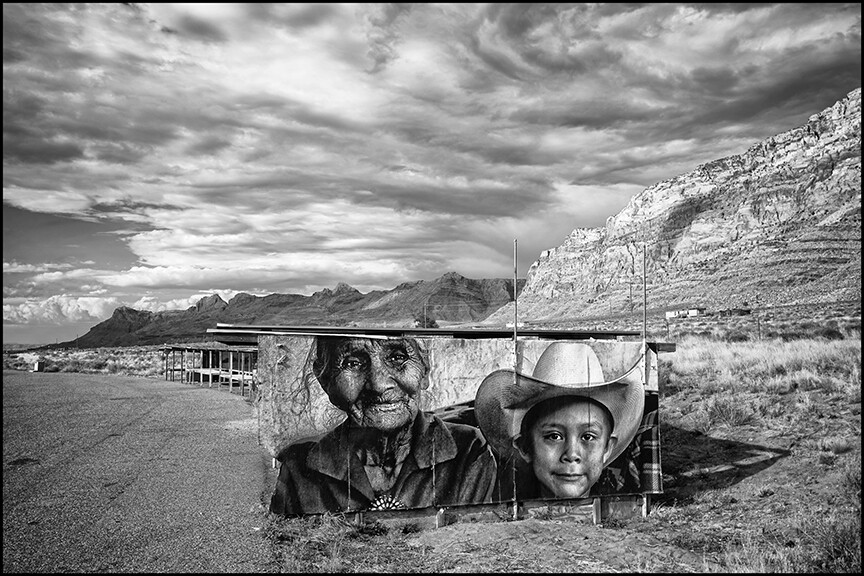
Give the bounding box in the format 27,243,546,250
4,261,74,273
3,294,122,325
2,2,860,340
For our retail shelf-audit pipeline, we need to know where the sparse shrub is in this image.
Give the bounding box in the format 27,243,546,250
815,327,845,340
60,359,82,372
690,409,713,434
757,485,774,498
819,437,855,455
352,520,388,537
785,369,823,392
842,453,861,508
401,522,423,534
89,358,108,371
707,396,757,428
726,330,750,342
818,453,836,466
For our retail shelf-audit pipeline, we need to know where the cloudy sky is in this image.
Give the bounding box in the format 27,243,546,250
3,3,861,344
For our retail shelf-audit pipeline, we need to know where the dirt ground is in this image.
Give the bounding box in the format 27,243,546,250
396,385,861,572
265,381,861,573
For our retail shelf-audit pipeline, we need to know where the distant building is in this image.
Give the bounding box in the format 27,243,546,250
665,307,706,319
718,308,752,317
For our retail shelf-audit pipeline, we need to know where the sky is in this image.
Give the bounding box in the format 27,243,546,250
3,3,861,345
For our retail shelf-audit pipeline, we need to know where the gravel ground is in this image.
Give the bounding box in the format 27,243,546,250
2,370,280,573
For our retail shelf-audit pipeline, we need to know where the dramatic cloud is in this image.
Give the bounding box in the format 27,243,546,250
3,2,860,343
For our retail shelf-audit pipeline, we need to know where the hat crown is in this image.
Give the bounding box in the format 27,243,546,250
530,342,605,387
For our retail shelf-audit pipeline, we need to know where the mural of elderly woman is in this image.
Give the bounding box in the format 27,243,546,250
269,335,497,516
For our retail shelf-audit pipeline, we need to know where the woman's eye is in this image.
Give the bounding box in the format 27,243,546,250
341,357,365,371
387,351,408,364
543,432,563,442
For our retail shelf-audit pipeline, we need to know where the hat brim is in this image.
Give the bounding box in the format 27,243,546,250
475,354,645,466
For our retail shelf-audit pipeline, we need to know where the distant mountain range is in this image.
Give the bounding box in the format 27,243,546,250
54,272,524,348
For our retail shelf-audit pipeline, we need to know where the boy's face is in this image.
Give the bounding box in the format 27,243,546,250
518,397,616,499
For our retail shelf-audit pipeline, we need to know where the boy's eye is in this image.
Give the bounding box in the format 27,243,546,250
542,431,564,442
581,432,598,442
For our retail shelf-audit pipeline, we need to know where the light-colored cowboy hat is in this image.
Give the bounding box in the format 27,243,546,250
475,341,646,466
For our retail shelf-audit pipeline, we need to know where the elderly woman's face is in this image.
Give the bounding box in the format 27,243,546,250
321,338,428,431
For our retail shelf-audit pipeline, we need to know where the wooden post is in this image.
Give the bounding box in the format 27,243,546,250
208,350,213,388
243,352,249,396
229,351,234,393
240,352,245,396
171,350,175,382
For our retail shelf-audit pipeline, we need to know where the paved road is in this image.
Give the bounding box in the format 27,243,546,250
2,370,280,573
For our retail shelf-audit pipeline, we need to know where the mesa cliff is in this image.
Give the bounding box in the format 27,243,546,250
487,87,861,326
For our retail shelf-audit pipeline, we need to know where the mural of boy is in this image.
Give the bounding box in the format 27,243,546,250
475,341,645,500
269,336,497,516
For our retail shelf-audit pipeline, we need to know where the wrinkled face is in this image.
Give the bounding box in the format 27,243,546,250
518,397,616,499
318,338,428,431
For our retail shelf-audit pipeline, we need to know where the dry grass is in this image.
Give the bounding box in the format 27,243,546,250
719,452,861,573
4,321,860,572
262,333,860,573
3,346,166,378
265,513,453,573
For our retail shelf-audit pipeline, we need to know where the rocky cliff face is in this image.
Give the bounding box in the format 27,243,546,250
488,88,861,325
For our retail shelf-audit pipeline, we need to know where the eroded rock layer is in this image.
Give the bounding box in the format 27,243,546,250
488,88,861,325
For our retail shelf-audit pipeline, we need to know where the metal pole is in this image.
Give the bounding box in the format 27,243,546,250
513,238,518,358
642,243,648,342
512,238,518,521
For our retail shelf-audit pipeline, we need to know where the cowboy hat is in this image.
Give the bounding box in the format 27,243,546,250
474,341,645,466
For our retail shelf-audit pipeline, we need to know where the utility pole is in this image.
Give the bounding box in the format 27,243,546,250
642,243,648,341
511,237,518,521
513,238,518,355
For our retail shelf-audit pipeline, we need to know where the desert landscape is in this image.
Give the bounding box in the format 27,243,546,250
5,304,860,573
4,4,861,574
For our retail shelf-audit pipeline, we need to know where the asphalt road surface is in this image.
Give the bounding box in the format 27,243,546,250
2,370,280,573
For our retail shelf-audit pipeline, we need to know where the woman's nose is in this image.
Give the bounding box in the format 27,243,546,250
365,357,396,393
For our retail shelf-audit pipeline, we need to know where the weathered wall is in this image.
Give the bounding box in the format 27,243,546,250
255,335,657,458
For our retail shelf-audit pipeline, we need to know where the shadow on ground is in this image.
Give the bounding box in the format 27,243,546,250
657,423,791,504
